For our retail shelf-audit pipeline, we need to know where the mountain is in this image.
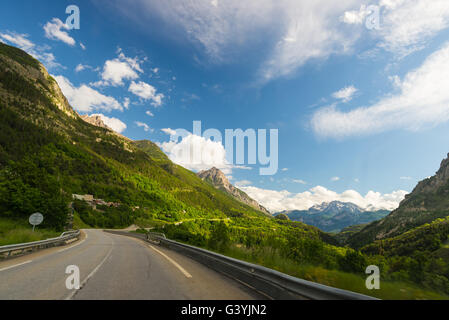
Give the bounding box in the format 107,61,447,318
197,167,271,215
347,153,449,248
276,201,389,232
0,42,272,230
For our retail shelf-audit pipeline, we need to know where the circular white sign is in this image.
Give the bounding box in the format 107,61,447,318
29,213,44,226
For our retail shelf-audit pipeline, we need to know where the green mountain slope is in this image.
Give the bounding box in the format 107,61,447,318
0,42,272,230
347,153,449,249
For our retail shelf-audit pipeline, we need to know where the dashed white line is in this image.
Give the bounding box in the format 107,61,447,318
147,244,192,278
0,260,33,272
65,234,113,300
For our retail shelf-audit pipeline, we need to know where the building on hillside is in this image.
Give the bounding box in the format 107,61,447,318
72,194,94,202
72,194,120,210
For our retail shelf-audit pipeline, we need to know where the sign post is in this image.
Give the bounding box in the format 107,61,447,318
29,213,44,232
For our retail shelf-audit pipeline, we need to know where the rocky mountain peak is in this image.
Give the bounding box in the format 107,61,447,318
197,167,271,215
198,167,232,192
80,114,112,131
402,153,449,204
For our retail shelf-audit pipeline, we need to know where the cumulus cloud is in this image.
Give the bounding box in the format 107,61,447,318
129,81,164,107
311,42,449,139
146,110,154,117
239,184,407,213
90,114,127,133
44,18,76,46
94,50,143,87
123,97,130,109
75,64,92,72
332,86,358,102
0,32,62,69
135,121,152,132
54,75,123,113
160,133,240,174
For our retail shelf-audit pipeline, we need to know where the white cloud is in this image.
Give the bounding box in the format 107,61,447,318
400,176,412,180
75,64,91,72
331,176,341,182
90,114,127,133
281,168,289,172
80,43,86,50
146,110,154,117
135,121,152,132
111,0,449,82
123,97,130,109
44,18,76,46
235,180,252,187
239,185,407,212
0,32,34,50
112,0,360,83
54,75,123,113
161,128,177,136
311,42,449,139
341,5,370,25
332,85,358,102
96,50,143,87
160,133,236,174
293,179,307,185
0,32,62,69
342,1,449,57
378,0,449,56
129,81,164,107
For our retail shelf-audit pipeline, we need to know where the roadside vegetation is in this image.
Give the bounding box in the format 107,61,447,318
0,218,60,246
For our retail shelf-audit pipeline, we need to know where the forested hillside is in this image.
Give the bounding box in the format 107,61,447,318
347,154,449,249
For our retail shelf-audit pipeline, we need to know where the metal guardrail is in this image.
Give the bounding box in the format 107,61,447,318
0,230,81,258
142,232,377,300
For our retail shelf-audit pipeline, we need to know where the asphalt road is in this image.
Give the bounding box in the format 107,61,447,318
0,229,262,300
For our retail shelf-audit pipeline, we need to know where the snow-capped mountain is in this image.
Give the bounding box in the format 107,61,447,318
276,201,390,233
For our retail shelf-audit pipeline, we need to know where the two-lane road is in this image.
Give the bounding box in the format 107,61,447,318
0,230,262,300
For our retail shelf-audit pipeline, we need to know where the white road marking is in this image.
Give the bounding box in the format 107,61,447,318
65,232,113,300
0,260,33,272
147,244,192,278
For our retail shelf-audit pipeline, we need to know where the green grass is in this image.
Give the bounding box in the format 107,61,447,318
0,218,60,246
220,244,449,300
72,212,90,230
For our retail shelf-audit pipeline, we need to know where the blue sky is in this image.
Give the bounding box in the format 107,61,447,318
2,0,449,212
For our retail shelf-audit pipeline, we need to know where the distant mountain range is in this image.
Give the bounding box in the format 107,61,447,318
197,167,271,215
276,201,390,232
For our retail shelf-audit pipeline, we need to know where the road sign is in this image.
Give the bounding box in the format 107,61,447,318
29,213,44,231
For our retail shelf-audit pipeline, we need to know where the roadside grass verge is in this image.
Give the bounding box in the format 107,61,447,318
0,218,60,246
221,245,449,300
